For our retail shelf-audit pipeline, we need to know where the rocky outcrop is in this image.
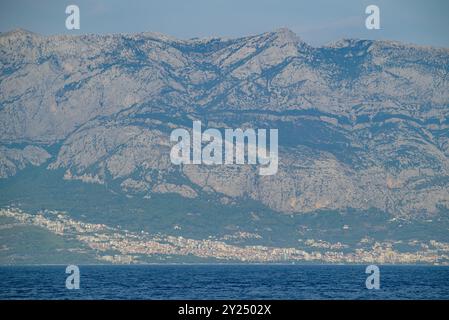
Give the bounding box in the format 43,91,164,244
0,145,50,178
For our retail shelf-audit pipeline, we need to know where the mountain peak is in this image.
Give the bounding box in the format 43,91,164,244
2,28,36,37
271,27,301,44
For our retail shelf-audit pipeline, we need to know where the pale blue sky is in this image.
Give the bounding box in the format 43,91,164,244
0,0,448,47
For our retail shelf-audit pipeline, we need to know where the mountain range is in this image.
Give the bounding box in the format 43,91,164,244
0,28,448,264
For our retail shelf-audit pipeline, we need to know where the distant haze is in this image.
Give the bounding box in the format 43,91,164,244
0,0,448,47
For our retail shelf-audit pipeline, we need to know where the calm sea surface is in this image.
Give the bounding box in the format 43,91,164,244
0,265,448,300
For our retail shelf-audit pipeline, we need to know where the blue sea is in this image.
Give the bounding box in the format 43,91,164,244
0,265,448,300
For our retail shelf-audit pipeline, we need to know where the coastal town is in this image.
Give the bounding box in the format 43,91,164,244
1,207,448,265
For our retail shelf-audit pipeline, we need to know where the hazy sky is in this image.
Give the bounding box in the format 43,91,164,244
1,0,448,47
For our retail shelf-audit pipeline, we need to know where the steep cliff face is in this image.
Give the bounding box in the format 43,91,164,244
1,28,449,218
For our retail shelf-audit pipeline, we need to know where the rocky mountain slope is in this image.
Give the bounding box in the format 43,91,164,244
1,28,449,219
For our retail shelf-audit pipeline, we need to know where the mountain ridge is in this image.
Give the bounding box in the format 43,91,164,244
0,28,448,219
